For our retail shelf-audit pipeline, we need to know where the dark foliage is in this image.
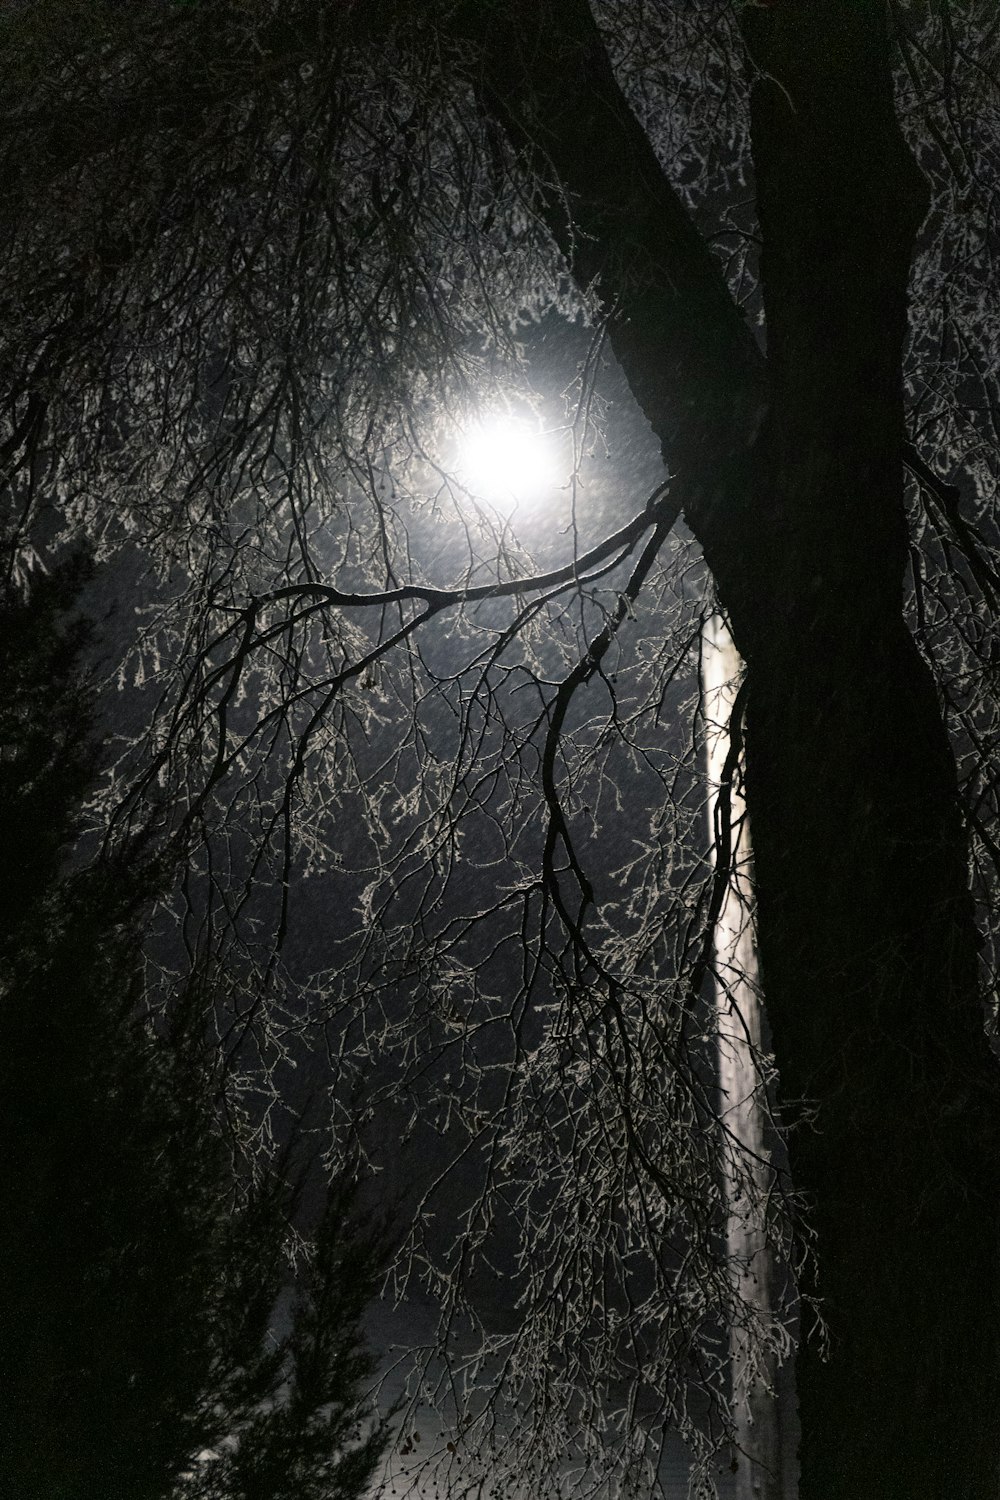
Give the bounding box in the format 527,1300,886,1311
0,565,387,1500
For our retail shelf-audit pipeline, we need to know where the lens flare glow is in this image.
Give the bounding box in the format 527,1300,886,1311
458,417,558,506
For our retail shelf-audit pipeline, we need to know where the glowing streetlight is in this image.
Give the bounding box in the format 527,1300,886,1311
457,415,559,507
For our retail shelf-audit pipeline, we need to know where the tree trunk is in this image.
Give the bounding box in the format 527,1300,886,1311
466,1,1000,1494
731,7,1000,1496
704,616,790,1500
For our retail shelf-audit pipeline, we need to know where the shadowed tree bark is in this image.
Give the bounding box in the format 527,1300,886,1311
738,10,1000,1494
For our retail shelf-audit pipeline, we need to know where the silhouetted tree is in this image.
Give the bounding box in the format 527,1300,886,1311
4,4,1000,1497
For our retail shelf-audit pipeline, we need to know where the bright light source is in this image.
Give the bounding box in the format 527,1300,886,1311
458,416,558,506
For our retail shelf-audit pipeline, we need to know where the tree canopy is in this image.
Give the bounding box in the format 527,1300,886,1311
4,2,1000,1497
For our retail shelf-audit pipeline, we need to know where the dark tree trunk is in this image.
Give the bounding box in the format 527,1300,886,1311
465,0,1000,1494
733,7,1000,1495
